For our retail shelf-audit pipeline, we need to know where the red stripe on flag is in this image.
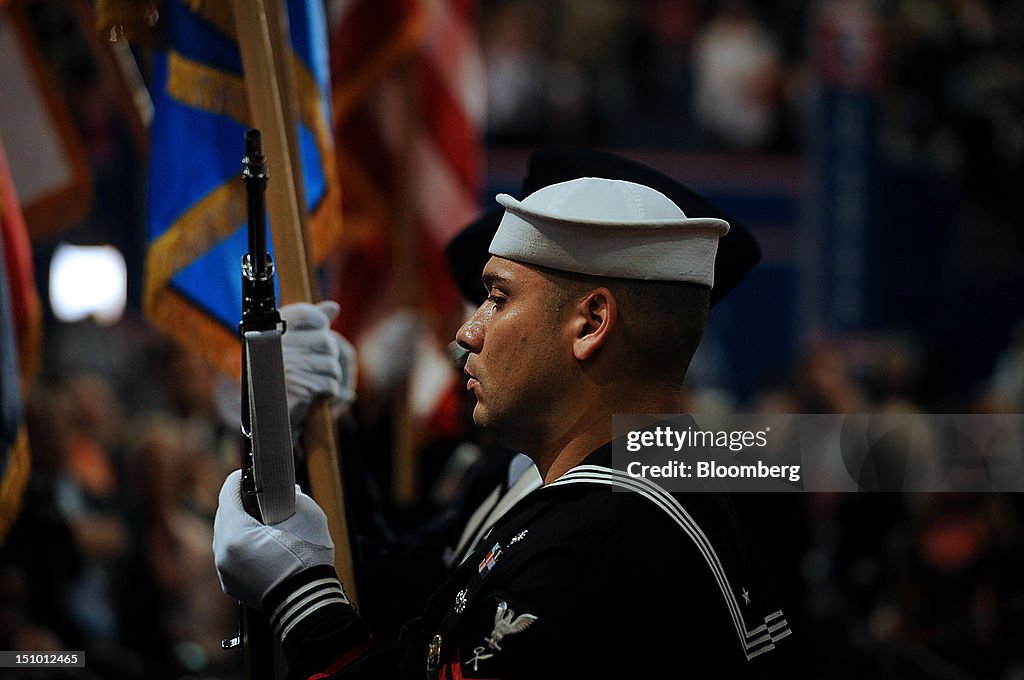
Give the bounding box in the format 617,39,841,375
328,0,483,459
330,0,426,120
449,0,477,23
330,0,415,79
418,62,479,194
329,0,483,325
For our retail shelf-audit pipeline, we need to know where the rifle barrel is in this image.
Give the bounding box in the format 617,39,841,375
243,129,268,281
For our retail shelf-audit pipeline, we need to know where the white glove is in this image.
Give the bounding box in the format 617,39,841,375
213,469,334,609
280,301,357,430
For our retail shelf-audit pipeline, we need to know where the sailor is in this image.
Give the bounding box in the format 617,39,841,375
215,175,794,678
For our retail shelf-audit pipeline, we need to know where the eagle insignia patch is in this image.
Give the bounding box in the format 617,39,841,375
484,599,538,651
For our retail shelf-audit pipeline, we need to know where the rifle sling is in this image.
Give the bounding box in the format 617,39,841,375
245,328,296,525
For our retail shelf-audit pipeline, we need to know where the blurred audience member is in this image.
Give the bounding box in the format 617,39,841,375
53,374,128,663
121,414,239,679
690,0,784,150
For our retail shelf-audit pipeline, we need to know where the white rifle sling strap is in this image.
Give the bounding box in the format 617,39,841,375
245,328,296,524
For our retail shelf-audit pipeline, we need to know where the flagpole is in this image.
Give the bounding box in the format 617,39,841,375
391,57,422,508
231,0,359,606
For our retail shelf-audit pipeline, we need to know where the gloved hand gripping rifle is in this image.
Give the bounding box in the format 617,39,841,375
222,128,296,680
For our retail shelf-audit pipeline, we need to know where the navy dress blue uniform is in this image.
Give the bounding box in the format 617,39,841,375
264,442,794,679
216,173,797,679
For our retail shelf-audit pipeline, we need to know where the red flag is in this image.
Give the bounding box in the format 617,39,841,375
0,136,41,543
329,0,485,348
0,144,40,383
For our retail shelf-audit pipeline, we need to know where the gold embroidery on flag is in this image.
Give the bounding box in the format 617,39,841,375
293,55,343,263
0,427,32,544
148,288,242,379
146,7,345,379
143,179,246,363
144,179,245,300
166,50,249,125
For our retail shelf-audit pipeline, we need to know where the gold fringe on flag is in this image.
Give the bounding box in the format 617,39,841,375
142,1,343,379
146,288,243,378
162,43,344,268
166,49,249,124
0,427,31,545
292,53,343,264
143,178,247,377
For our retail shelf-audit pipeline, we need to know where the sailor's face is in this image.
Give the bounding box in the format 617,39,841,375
456,257,570,447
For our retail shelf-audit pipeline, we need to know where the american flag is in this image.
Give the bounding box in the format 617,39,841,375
328,0,485,502
328,0,485,351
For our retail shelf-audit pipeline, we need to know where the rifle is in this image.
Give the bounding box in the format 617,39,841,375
231,0,359,606
221,129,296,680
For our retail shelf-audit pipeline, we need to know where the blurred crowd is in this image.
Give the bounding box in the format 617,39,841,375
481,0,805,150
1,323,242,679
481,0,1024,171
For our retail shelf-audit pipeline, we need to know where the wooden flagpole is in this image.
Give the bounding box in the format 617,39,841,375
391,57,422,508
231,0,358,605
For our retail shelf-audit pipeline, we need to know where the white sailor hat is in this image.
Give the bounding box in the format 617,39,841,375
488,177,730,287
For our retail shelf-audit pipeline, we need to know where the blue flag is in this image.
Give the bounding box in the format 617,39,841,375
144,0,340,377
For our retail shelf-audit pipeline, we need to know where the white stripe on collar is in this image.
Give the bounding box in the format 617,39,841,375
548,464,791,660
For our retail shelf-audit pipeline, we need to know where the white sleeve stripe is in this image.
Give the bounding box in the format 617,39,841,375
277,596,350,641
549,465,787,659
747,632,772,648
768,619,789,633
746,643,777,660
269,577,346,622
764,610,784,622
274,587,347,636
273,584,347,634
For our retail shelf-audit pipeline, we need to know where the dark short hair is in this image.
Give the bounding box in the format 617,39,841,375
538,267,710,386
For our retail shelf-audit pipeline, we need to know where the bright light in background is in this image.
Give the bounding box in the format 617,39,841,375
49,243,127,325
